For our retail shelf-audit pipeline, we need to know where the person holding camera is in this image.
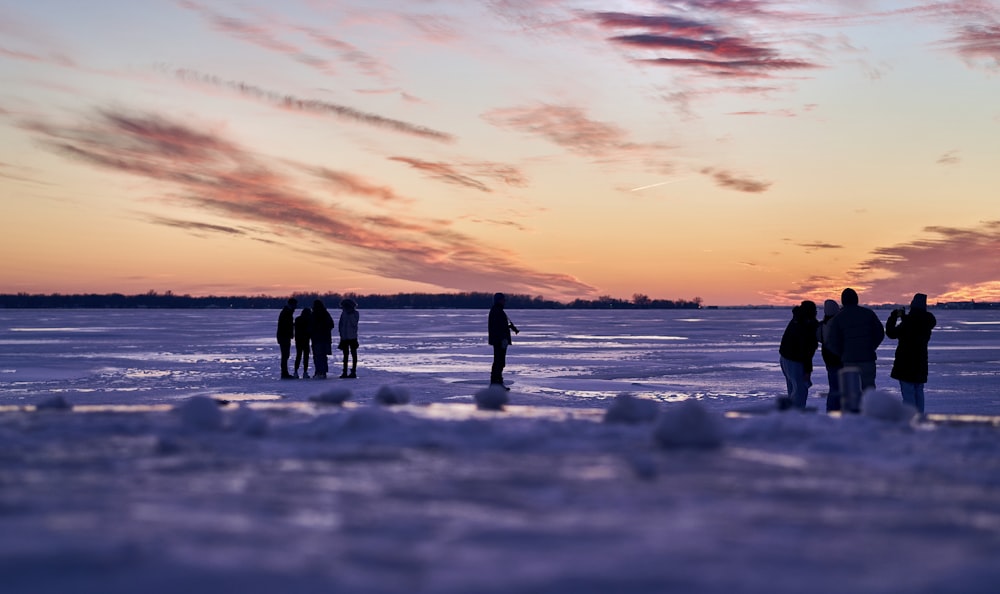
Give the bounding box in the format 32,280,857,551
885,293,936,414
488,292,519,390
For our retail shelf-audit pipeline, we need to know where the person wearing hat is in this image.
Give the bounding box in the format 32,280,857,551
487,292,519,389
885,293,937,413
778,300,819,409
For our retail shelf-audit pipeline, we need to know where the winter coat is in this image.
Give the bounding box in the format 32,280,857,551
827,305,885,364
886,309,936,383
817,314,842,369
779,306,819,373
294,310,312,346
488,304,512,346
339,309,359,341
311,304,334,347
276,305,295,343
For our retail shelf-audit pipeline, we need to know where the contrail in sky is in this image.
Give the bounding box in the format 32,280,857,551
629,179,686,192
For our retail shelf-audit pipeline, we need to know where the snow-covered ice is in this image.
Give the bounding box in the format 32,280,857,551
1,308,999,593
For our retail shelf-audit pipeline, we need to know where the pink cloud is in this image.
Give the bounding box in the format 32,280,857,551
21,108,592,298
700,167,772,193
943,23,1000,69
389,157,492,193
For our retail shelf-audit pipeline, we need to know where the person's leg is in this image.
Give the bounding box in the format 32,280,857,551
858,361,877,390
825,365,842,412
899,380,917,409
340,345,349,378
280,341,292,378
789,360,809,409
491,344,507,385
302,342,310,378
914,383,925,414
349,344,357,376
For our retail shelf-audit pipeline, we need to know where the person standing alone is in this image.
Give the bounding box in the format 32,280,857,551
338,298,360,379
277,298,297,379
885,293,936,414
488,292,519,389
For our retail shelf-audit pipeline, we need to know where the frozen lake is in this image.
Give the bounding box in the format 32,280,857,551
1,308,999,593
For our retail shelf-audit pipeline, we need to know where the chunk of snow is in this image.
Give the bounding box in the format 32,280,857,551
862,389,917,423
604,393,658,424
375,385,410,405
653,399,723,449
175,395,223,431
474,385,509,411
36,395,72,411
309,387,352,406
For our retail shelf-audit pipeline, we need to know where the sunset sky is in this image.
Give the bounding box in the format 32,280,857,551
2,0,999,305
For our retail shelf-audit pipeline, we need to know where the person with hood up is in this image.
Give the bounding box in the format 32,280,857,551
293,307,312,379
885,293,936,414
817,299,844,411
310,299,334,379
487,292,519,390
778,300,819,409
276,298,297,379
826,288,885,406
337,298,360,379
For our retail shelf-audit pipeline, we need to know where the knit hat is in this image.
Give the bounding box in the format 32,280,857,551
910,293,928,311
824,299,840,317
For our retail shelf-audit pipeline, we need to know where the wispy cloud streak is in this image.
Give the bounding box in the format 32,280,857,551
166,67,454,142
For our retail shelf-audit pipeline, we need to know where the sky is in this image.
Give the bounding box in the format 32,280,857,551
1,0,999,306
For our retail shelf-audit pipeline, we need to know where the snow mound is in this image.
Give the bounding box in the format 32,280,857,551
310,387,352,405
604,393,658,424
231,405,269,437
375,385,410,405
474,385,509,410
36,395,73,411
862,389,918,423
175,395,223,431
653,399,723,449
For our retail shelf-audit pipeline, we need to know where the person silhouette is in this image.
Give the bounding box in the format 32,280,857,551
488,292,519,389
885,293,936,414
778,300,818,409
817,299,844,411
293,307,312,379
826,288,885,411
338,298,360,379
276,298,297,379
311,299,334,379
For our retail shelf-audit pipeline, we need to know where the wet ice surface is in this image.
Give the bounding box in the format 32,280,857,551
1,309,999,593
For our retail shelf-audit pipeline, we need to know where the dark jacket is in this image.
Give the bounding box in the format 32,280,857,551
886,309,936,383
827,300,885,364
779,305,819,373
311,303,334,347
488,304,512,346
294,309,312,346
276,305,295,343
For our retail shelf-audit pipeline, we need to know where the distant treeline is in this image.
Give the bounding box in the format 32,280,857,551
0,291,704,310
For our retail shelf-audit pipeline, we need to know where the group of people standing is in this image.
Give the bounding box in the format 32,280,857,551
779,288,937,414
276,298,360,380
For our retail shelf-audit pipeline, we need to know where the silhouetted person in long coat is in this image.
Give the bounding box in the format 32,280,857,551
827,288,885,405
488,292,518,389
276,298,297,379
778,300,818,409
294,307,312,378
886,293,936,413
311,299,334,379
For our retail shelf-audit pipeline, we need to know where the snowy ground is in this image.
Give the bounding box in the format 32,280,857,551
1,308,999,593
